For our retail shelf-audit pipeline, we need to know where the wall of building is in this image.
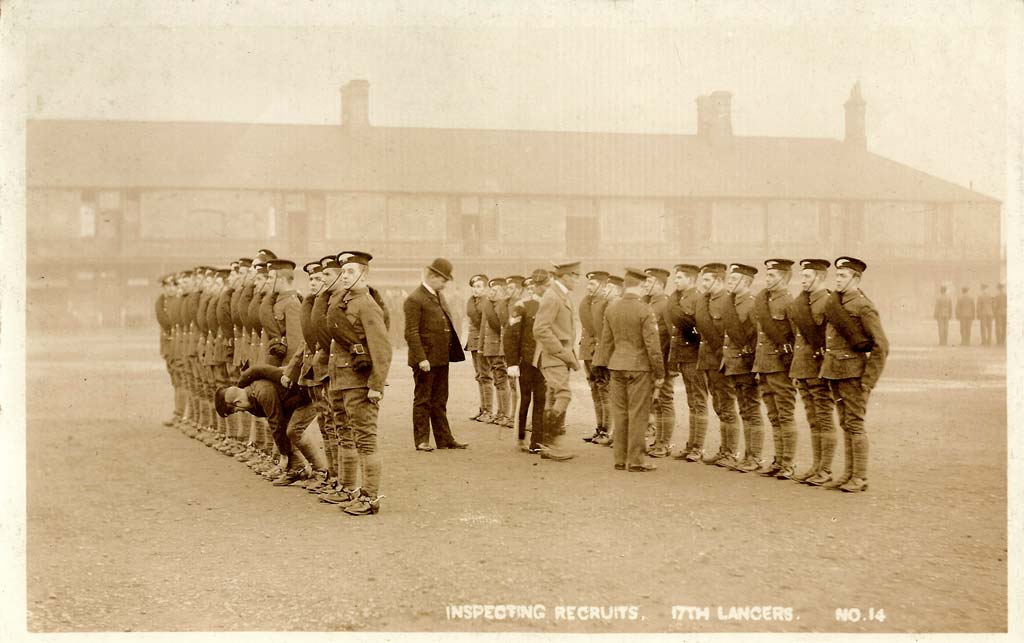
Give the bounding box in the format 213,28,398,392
27,186,1003,328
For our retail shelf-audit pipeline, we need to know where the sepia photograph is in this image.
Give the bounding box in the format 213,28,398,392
2,0,1021,638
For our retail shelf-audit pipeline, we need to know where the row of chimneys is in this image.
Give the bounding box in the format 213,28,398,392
340,79,868,148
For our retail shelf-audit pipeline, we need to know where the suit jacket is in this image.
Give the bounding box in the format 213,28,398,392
667,287,700,365
592,292,664,378
504,297,540,367
933,293,953,320
532,281,577,368
404,284,466,367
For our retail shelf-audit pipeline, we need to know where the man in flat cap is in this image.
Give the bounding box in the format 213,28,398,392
580,270,610,443
325,251,393,514
788,259,838,485
643,267,676,458
667,264,709,462
465,274,492,423
721,263,765,472
933,285,953,347
505,270,550,452
751,259,798,478
404,258,468,451
588,273,616,446
820,256,888,493
592,268,665,472
694,263,741,467
503,276,526,423
481,277,513,428
532,260,583,461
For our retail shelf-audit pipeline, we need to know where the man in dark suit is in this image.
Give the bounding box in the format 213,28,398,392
404,258,469,451
956,286,976,346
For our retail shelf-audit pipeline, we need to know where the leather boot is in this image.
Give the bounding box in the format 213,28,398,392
825,432,853,489
540,410,574,461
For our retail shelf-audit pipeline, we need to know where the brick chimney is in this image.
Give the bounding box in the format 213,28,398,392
697,91,732,144
341,79,370,129
844,82,866,149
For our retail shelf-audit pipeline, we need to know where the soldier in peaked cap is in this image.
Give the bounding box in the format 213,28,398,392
465,274,493,422
324,250,393,514
403,258,468,451
580,270,610,443
694,263,742,467
787,259,838,485
532,259,583,461
752,259,798,479
667,264,709,462
643,267,676,458
820,256,888,493
592,268,665,472
503,275,526,422
481,277,513,428
720,263,765,473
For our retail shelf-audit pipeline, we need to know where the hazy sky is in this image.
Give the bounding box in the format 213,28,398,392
19,1,1016,200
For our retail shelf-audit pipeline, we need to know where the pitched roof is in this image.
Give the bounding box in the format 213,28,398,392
26,119,996,203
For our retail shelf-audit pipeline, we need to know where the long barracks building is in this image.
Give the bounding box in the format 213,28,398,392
27,80,1000,328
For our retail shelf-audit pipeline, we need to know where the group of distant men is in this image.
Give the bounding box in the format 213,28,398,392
465,257,888,493
933,283,1006,347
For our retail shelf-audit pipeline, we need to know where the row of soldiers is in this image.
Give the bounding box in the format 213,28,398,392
934,283,1007,347
155,248,393,515
466,257,888,492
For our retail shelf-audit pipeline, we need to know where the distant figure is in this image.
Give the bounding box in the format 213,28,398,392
955,287,976,346
977,284,995,346
933,286,952,346
995,283,1007,347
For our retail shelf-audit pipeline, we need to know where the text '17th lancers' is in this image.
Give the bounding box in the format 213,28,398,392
672,606,796,622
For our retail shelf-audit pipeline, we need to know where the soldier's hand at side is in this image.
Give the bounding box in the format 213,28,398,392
654,378,665,388
418,360,431,372
280,374,291,387
368,389,383,403
507,365,520,378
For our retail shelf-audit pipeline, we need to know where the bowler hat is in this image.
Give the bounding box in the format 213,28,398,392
427,258,454,281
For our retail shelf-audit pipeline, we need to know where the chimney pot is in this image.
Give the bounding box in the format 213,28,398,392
844,82,866,149
341,79,370,129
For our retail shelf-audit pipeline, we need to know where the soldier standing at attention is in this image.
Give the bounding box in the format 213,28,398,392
751,259,797,479
955,286,975,347
788,259,838,485
592,268,665,472
579,270,608,443
505,270,549,453
504,275,526,423
977,284,995,347
532,260,583,461
667,264,708,462
933,285,953,347
325,251,393,515
694,264,741,467
820,257,888,493
481,278,512,428
643,268,675,458
465,275,491,422
721,263,764,472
